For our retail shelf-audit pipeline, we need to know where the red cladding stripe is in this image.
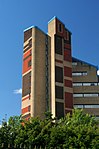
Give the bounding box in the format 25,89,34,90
65,109,72,115
64,66,72,77
64,50,72,62
55,59,63,63
65,92,73,109
56,19,65,37
64,80,72,88
23,49,31,59
64,44,71,49
22,56,31,74
22,106,31,115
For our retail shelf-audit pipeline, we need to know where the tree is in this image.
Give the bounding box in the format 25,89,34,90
49,109,99,148
0,109,98,148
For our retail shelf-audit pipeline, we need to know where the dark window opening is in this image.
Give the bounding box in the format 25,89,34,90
22,72,31,97
55,66,63,83
56,102,64,119
28,60,31,67
55,35,62,55
55,86,63,99
59,24,62,32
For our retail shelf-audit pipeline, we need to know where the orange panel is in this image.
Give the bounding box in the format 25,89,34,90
22,106,31,115
22,56,31,74
23,49,31,59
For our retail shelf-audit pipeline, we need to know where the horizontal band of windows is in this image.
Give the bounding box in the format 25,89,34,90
73,93,99,97
72,62,77,66
72,72,87,76
73,82,99,87
74,105,99,108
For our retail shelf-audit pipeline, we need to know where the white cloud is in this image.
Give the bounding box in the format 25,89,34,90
97,70,99,75
14,88,22,94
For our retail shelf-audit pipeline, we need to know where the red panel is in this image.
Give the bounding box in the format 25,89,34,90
64,44,71,49
65,109,72,115
23,49,31,59
65,92,73,109
55,59,63,63
64,29,69,40
64,66,72,77
64,79,72,88
56,19,65,37
22,106,31,115
22,56,31,74
64,50,72,62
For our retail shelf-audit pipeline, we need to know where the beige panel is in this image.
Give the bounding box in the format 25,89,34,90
64,61,72,68
55,62,63,68
56,98,64,103
72,65,98,82
31,28,36,117
73,86,99,93
26,27,51,119
74,97,99,104
83,108,99,116
64,76,73,81
48,18,56,118
22,112,30,116
22,99,31,109
55,54,63,60
73,75,97,82
23,37,32,47
64,87,73,93
55,82,63,87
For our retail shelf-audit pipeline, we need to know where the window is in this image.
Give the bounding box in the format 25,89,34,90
55,35,62,55
83,82,97,86
72,72,82,76
84,93,98,97
73,82,98,87
28,60,31,67
55,86,63,99
72,72,87,76
59,23,62,32
73,94,83,97
72,62,77,66
73,83,82,86
84,105,99,108
56,102,64,119
28,106,31,112
22,72,31,97
55,66,63,83
74,105,84,108
74,104,99,109
73,93,99,98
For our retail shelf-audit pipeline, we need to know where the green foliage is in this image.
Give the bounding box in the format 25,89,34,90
0,109,99,148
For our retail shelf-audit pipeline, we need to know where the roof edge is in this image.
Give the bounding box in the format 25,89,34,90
72,57,98,70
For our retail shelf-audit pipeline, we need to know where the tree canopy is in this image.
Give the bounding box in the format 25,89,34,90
0,109,99,148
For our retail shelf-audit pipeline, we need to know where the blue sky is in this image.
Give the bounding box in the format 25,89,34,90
0,0,99,122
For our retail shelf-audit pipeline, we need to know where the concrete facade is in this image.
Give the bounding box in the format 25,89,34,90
21,17,99,120
21,17,73,120
72,57,99,117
